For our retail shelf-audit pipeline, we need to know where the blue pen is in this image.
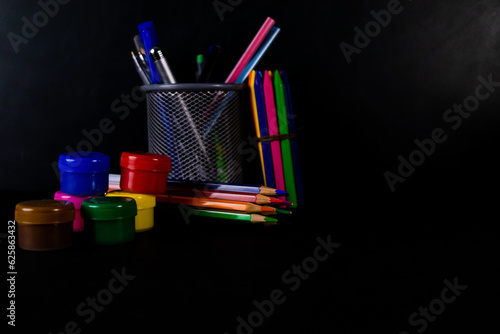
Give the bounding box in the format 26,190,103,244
138,21,161,84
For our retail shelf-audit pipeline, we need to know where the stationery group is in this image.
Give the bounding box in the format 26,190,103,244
12,15,306,253
129,17,304,221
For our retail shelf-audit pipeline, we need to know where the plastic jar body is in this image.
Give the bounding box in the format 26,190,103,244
81,197,137,245
58,152,110,196
54,191,99,232
105,191,156,232
15,200,75,251
120,151,171,194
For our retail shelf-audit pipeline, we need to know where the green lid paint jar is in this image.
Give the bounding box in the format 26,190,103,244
81,197,137,245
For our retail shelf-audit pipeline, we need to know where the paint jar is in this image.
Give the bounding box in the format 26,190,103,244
81,197,137,245
54,191,99,232
15,200,75,251
120,151,171,194
105,191,156,232
58,152,110,196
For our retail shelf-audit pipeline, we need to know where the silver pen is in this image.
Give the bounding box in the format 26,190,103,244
149,46,176,84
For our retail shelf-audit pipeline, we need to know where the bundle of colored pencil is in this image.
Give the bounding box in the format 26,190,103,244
108,174,291,225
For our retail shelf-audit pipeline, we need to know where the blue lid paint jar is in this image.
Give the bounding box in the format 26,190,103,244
58,152,110,196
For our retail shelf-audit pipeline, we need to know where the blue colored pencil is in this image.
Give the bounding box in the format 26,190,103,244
203,26,280,137
167,179,287,196
236,27,281,84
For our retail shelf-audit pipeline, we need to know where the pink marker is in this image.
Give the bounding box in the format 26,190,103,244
225,17,275,83
262,70,286,201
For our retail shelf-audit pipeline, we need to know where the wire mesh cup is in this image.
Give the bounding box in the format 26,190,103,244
142,83,245,183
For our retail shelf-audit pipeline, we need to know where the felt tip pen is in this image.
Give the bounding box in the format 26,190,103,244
196,54,205,81
198,45,222,83
138,21,161,84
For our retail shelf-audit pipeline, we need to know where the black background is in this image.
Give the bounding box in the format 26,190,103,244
1,0,499,333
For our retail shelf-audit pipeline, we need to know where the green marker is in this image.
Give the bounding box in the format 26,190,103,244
196,54,205,81
273,70,297,208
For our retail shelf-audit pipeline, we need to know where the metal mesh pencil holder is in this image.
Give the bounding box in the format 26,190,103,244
142,83,245,183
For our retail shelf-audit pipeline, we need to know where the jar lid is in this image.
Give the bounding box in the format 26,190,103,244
120,151,171,173
81,197,137,221
54,190,99,210
15,199,75,224
58,152,110,173
105,191,156,210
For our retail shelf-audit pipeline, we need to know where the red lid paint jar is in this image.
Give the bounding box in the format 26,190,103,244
81,197,137,245
15,200,75,251
120,151,171,194
54,191,99,232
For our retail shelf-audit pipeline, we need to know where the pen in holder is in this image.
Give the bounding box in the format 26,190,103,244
141,83,245,183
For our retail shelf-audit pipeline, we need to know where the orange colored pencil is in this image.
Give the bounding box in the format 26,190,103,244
156,194,276,214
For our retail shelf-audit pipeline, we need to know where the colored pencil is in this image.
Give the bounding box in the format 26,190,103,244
253,71,275,187
248,71,267,185
166,187,285,205
203,17,276,136
225,17,275,83
188,209,278,224
280,71,304,206
274,70,298,208
260,207,292,215
263,71,286,201
156,194,278,214
107,174,287,196
167,179,287,196
236,26,281,84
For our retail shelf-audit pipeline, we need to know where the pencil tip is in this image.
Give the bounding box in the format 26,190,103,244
275,208,292,215
261,206,275,212
264,216,278,223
